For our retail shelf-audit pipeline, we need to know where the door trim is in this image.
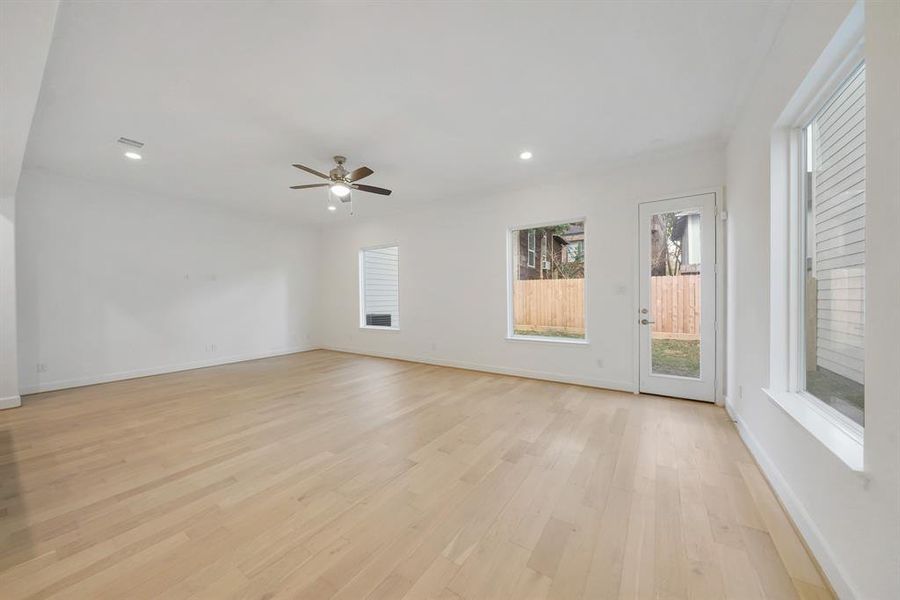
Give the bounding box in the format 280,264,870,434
632,187,724,404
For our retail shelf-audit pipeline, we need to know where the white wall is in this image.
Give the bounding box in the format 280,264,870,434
725,1,899,597
0,1,58,408
315,143,723,391
16,169,317,393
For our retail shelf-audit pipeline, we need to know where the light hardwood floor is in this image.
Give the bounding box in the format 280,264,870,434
0,350,831,599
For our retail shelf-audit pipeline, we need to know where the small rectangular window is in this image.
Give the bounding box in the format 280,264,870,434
510,221,585,340
565,240,583,263
540,234,549,270
527,230,536,268
800,63,865,426
360,245,399,329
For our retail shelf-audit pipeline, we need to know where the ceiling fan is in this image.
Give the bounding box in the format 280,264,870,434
290,155,392,202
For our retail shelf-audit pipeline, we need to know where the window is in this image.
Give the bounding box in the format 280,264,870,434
800,63,865,427
509,221,585,341
765,5,863,471
565,240,584,263
359,245,399,329
540,234,549,270
526,230,536,268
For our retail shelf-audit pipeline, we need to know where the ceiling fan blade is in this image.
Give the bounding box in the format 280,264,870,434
292,163,330,180
352,184,392,196
289,183,329,190
347,166,374,182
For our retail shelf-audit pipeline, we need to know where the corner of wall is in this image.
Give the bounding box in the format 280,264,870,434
725,398,856,599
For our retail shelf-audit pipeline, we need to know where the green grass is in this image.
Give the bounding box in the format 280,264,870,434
513,328,585,339
652,339,700,378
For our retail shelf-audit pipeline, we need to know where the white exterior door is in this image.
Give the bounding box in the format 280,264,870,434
638,193,717,402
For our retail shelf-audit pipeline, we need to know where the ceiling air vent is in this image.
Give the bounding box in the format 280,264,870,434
116,137,144,149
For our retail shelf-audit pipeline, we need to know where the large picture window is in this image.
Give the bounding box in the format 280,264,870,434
800,63,865,426
509,221,585,341
359,245,399,329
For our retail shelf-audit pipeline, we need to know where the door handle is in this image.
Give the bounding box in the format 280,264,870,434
640,318,656,325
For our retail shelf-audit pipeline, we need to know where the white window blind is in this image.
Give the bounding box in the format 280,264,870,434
810,64,865,384
360,246,399,328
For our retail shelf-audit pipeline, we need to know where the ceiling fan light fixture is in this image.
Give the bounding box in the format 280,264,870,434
290,157,390,214
330,182,351,197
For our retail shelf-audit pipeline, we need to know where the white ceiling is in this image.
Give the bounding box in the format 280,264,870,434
24,1,786,223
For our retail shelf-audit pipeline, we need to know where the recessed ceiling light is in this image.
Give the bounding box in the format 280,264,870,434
519,151,533,160
124,151,142,160
327,205,337,211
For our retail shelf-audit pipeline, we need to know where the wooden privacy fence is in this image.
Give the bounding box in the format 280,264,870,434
513,276,699,339
651,274,700,340
514,279,584,334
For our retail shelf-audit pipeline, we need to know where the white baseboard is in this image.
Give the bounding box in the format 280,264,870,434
0,395,22,410
321,345,638,394
725,399,854,600
18,346,316,395
19,344,636,397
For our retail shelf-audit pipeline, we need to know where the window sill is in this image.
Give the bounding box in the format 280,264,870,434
762,388,864,472
359,326,400,332
505,335,590,346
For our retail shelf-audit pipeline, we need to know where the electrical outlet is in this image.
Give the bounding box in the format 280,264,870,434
596,358,604,368
36,362,47,373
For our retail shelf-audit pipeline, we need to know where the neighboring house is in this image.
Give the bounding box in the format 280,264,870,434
517,223,584,280
805,64,866,387
679,212,701,274
650,211,700,276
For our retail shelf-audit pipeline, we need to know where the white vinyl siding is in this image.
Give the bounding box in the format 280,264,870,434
360,246,399,328
810,64,865,384
683,213,701,266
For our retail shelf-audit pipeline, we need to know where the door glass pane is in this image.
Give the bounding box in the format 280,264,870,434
649,209,701,378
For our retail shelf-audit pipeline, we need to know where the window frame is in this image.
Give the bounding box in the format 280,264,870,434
358,243,401,332
506,218,589,345
765,5,864,471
